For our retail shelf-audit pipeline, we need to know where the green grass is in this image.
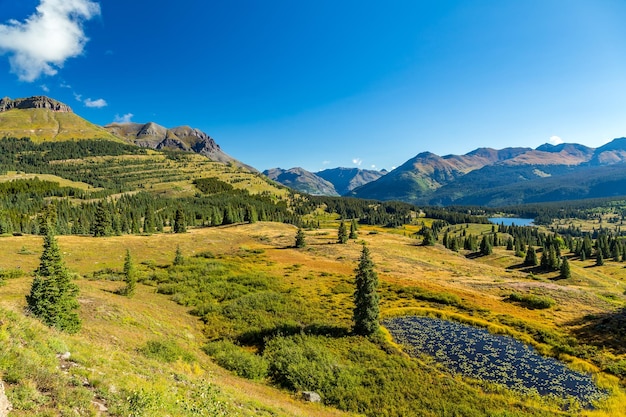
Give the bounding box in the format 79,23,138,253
1,222,626,416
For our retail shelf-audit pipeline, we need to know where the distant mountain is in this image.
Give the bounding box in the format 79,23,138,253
262,166,387,196
104,121,253,170
316,167,386,195
0,96,120,142
263,167,339,196
351,139,626,206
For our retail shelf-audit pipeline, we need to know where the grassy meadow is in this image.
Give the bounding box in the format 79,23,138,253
1,221,626,416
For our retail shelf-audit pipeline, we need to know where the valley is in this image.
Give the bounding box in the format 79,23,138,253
0,98,625,416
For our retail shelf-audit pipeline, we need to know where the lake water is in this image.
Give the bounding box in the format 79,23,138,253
383,316,605,407
488,217,534,227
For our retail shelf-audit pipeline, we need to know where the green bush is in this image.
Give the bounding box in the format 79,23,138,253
203,340,268,380
507,293,555,309
138,340,194,363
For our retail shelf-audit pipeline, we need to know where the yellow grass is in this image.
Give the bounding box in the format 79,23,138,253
1,222,625,415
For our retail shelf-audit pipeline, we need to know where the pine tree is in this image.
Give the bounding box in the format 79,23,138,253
93,201,112,237
173,245,184,265
524,246,538,266
422,229,435,246
560,257,571,279
596,250,604,266
349,219,358,239
353,245,379,336
173,209,187,233
338,221,348,244
480,236,492,255
121,249,136,297
143,207,155,233
295,228,306,248
26,230,81,333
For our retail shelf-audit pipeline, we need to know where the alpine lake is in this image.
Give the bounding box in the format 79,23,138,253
383,316,606,408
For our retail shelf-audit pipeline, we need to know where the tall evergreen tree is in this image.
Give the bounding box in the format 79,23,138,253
422,229,435,246
353,245,379,336
560,256,571,279
143,207,155,233
173,209,187,233
295,227,306,248
26,230,81,333
479,235,492,255
337,221,348,244
93,201,112,237
121,249,137,297
349,219,358,239
173,245,184,266
596,250,605,266
524,246,538,266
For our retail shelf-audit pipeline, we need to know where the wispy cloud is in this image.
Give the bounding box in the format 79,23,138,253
371,164,376,169
0,0,100,82
114,113,134,123
40,84,49,92
549,135,564,145
322,160,331,165
84,97,107,108
352,158,363,166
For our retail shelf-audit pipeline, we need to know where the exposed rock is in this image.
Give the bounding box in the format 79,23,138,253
0,380,12,417
104,122,256,171
0,96,72,113
301,391,321,403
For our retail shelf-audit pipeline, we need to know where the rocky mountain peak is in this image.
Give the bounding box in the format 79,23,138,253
0,96,72,113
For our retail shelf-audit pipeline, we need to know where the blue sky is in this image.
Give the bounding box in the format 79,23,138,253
1,1,626,172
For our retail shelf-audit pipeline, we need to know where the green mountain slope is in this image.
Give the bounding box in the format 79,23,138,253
351,139,626,206
0,108,121,142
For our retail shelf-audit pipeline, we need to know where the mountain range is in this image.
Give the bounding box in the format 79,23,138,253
263,167,387,196
2,95,626,207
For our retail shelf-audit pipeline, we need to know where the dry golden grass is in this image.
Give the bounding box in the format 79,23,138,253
1,222,625,415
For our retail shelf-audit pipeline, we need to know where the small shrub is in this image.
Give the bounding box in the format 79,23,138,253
203,340,268,380
138,340,194,363
507,293,555,309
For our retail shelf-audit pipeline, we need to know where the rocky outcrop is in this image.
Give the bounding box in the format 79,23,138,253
104,122,256,171
0,380,12,417
0,96,72,113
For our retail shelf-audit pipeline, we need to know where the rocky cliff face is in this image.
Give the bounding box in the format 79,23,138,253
0,96,72,113
104,122,255,171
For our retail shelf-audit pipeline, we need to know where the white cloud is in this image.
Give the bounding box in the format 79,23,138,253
549,135,564,145
84,97,107,108
371,164,376,169
60,82,71,88
40,84,49,92
352,158,363,166
322,160,331,165
114,113,134,123
0,0,101,82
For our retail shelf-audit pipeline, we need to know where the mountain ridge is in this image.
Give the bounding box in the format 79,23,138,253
351,138,626,206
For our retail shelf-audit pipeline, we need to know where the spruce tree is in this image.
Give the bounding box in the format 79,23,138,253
353,244,379,336
338,221,348,244
173,209,187,233
524,246,538,266
122,249,136,297
143,207,155,233
480,236,492,255
596,250,604,266
93,201,112,237
349,219,358,239
295,227,306,248
173,245,184,266
26,230,81,333
560,257,571,279
422,229,435,246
